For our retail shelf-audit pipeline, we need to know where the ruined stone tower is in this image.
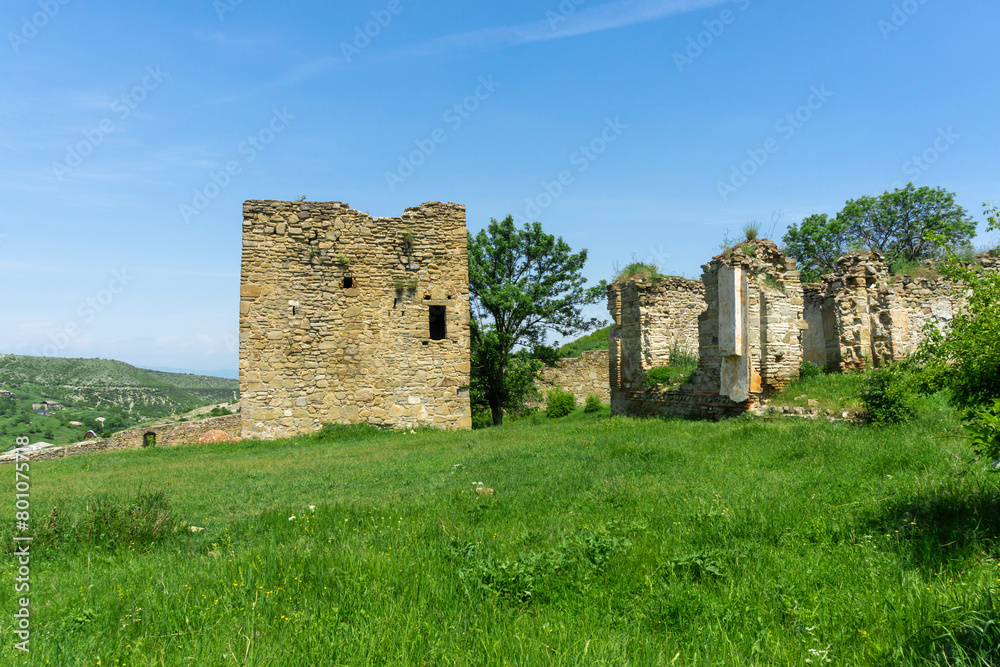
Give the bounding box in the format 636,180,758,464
239,200,472,439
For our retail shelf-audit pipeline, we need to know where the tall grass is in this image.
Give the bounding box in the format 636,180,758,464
1,404,997,665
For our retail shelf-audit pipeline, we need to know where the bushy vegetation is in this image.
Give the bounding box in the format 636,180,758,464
584,394,603,413
544,389,576,418
799,360,825,380
612,261,667,286
644,347,699,391
5,406,999,665
861,363,919,426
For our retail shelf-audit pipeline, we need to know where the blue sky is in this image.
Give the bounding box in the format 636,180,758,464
1,0,998,375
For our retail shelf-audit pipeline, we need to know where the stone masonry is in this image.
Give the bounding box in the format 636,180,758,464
0,414,242,463
803,252,996,372
240,200,472,439
607,276,704,395
534,350,611,405
609,240,805,419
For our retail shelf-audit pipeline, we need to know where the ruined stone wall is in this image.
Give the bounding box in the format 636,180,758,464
610,240,805,419
801,252,995,372
607,277,705,394
0,415,242,463
534,350,610,404
240,200,472,439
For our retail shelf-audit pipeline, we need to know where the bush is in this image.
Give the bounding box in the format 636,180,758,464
584,395,602,413
472,410,494,430
545,390,576,418
799,361,825,380
963,399,1000,467
860,363,917,426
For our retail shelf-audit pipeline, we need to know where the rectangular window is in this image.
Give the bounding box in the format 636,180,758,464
429,305,447,340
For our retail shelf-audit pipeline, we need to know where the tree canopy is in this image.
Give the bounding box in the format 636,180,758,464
782,184,976,281
468,216,607,425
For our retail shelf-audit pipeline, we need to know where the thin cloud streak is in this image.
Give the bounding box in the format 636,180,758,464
389,0,727,57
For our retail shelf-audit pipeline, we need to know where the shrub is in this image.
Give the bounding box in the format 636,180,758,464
799,361,825,380
743,220,760,241
472,410,494,430
963,399,1000,467
545,390,576,418
860,363,917,426
584,395,602,413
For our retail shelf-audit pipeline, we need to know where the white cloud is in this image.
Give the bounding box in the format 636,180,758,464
391,0,728,57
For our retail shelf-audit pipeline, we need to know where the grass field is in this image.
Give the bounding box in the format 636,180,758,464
2,402,999,665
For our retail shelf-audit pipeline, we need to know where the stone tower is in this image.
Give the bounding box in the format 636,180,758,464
239,199,472,439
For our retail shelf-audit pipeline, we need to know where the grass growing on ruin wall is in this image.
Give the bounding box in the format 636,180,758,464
2,404,999,665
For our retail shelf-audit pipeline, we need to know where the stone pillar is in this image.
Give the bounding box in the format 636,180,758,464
719,266,750,402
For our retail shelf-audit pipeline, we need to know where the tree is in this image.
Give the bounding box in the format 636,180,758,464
468,216,607,425
911,203,1000,411
781,213,851,282
838,183,975,265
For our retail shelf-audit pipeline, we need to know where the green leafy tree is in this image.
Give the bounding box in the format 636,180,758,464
781,213,851,282
838,183,975,265
911,203,1000,411
468,216,607,425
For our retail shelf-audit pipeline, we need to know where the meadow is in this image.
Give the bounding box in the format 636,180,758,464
1,397,999,666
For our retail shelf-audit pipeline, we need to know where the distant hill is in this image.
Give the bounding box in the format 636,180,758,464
0,354,239,420
556,327,610,358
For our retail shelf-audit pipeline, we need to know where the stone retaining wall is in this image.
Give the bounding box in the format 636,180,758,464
535,350,610,404
0,414,243,463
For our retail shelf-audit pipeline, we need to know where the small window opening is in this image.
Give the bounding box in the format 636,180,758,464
343,277,354,289
393,298,397,308
143,432,156,448
429,305,447,340
424,295,431,300
291,306,297,316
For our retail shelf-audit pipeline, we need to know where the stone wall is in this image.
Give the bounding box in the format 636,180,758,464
607,276,704,396
240,200,472,439
0,414,242,463
534,350,610,404
610,240,805,420
802,252,995,372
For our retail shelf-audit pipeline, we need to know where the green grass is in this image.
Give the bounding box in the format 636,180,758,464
556,327,611,358
769,370,867,411
3,405,1000,665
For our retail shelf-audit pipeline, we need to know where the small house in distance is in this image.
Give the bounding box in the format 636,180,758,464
0,390,14,399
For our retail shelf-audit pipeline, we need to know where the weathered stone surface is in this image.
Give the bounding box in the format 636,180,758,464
0,415,243,464
239,200,472,438
609,239,804,419
533,350,611,405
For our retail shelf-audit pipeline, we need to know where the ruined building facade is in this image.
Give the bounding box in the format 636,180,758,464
240,200,472,439
608,240,804,419
609,240,984,420
801,251,990,372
